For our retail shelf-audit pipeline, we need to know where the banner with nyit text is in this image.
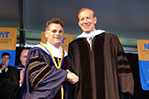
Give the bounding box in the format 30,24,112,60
0,28,17,66
137,40,149,90
41,32,73,52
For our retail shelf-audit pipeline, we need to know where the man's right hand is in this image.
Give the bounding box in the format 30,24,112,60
1,60,9,71
66,69,79,84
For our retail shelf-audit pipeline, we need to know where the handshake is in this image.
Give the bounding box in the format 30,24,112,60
66,69,79,84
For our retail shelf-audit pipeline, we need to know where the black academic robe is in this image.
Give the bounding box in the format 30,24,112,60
68,33,134,99
0,66,20,99
21,47,72,99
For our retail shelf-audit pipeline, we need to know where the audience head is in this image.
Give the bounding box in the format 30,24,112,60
1,52,10,65
20,49,29,66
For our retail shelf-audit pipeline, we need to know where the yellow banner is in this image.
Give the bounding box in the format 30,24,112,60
41,32,73,52
137,40,149,61
0,28,17,50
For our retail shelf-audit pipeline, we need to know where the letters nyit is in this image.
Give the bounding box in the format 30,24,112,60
0,32,10,38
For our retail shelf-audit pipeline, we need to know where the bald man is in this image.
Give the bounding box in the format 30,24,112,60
16,49,29,86
68,8,134,99
16,49,29,69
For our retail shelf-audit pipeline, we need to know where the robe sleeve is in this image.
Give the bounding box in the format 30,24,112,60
26,48,67,91
112,34,134,95
68,40,81,77
68,41,80,96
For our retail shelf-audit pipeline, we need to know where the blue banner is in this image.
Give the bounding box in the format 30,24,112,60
139,60,149,90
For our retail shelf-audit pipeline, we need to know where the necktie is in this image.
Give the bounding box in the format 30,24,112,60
89,38,92,47
88,38,93,51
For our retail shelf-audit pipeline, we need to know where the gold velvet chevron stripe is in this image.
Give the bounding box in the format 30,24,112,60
32,65,51,90
29,62,46,79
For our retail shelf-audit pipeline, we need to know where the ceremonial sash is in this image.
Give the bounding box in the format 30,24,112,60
40,42,64,69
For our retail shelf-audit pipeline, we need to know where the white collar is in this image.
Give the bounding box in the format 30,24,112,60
77,29,105,39
34,42,67,58
5,68,8,72
0,67,8,73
